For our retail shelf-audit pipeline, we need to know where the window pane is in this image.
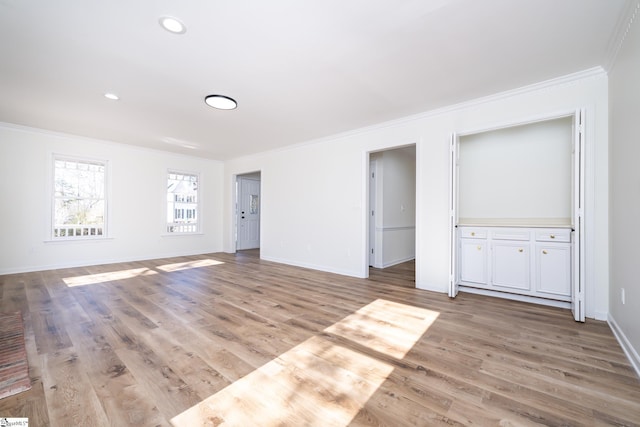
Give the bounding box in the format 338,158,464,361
53,157,106,239
78,168,104,199
250,194,259,214
167,171,199,233
54,198,77,225
55,165,79,197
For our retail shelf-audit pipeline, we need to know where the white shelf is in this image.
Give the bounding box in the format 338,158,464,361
457,218,572,228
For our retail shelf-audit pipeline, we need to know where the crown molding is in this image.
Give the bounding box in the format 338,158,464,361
0,121,223,164
231,67,606,162
604,0,640,72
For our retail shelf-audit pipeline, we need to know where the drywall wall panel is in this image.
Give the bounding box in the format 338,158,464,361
609,2,640,371
223,70,608,319
458,117,572,221
0,125,224,274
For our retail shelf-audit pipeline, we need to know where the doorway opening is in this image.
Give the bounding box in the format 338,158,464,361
236,172,261,252
367,145,416,283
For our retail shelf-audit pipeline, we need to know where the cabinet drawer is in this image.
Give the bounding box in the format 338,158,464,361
460,228,486,239
491,229,530,241
535,229,571,242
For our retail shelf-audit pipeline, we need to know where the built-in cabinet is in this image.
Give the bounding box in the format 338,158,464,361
450,111,585,320
458,226,571,302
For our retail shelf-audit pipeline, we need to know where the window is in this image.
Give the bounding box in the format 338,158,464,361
53,156,107,239
167,171,199,233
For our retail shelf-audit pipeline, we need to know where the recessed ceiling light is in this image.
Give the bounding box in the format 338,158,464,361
104,93,119,100
159,16,186,34
205,95,237,110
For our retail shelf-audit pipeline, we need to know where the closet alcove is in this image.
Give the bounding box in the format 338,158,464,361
448,111,585,321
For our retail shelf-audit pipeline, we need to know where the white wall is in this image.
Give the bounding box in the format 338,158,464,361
380,147,416,267
0,124,224,274
458,117,573,222
225,141,369,276
608,0,640,373
223,68,609,320
380,147,416,228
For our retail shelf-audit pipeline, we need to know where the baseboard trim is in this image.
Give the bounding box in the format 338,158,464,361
593,310,608,322
459,286,572,310
260,255,365,279
608,314,640,379
0,248,221,275
415,281,447,293
381,256,415,269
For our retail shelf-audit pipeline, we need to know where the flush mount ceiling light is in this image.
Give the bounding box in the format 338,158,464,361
205,95,237,110
159,16,186,34
104,93,119,100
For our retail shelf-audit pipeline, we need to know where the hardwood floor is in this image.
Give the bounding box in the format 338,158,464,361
0,250,638,426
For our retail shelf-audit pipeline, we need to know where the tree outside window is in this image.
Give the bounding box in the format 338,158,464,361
53,157,107,238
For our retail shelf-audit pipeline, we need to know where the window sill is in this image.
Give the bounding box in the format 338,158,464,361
44,237,114,244
160,232,204,237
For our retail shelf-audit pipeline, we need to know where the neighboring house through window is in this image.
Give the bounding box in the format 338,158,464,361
167,171,199,233
53,156,107,239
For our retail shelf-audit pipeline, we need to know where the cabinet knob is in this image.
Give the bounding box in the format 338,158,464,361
550,234,555,239
477,246,482,251
542,250,548,255
471,232,475,236
518,248,523,253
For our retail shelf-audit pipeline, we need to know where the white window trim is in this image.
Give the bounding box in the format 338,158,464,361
163,169,202,236
47,153,111,242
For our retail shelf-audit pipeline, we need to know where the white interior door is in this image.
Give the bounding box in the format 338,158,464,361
572,109,586,322
237,177,260,250
448,133,459,298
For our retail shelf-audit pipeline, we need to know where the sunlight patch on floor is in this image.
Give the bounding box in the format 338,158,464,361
170,299,439,426
324,299,440,359
171,336,393,426
62,259,224,286
156,258,224,272
62,267,157,287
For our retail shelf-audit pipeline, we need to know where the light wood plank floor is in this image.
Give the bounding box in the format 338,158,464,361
1,250,639,426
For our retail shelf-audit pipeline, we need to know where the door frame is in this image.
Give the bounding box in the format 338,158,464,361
364,143,417,278
234,171,262,252
369,158,378,267
449,133,458,297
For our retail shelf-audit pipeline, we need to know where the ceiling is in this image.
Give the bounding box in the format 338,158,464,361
0,0,628,160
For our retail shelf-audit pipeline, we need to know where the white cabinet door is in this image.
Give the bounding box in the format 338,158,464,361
492,242,530,290
457,226,572,304
460,239,487,285
536,243,571,298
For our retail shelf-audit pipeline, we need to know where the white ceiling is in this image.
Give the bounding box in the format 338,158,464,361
0,0,628,160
